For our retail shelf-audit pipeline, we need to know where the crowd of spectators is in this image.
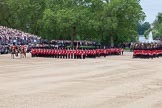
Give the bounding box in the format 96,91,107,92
0,26,41,45
130,42,162,50
0,26,124,55
0,26,41,54
50,40,99,48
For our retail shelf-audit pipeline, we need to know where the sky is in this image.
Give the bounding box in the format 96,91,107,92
140,0,162,24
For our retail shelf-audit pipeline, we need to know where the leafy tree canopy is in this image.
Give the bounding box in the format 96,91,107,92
0,0,145,46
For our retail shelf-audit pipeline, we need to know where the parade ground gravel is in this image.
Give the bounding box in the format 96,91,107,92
1,52,162,108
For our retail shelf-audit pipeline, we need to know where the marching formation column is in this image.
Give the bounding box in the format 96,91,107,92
31,47,123,59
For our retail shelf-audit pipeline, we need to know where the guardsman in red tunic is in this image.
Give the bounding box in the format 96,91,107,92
86,49,89,58
121,48,124,55
96,49,99,57
46,48,49,57
41,48,43,57
99,49,102,57
62,48,65,59
83,49,86,59
58,48,61,58
109,48,113,55
49,48,52,58
55,48,58,58
66,48,69,59
44,48,46,57
61,48,63,58
44,48,47,57
107,49,110,55
52,48,54,58
31,47,36,57
42,48,45,57
69,48,72,59
72,48,75,59
81,49,85,59
38,48,41,57
79,49,82,59
93,49,97,58
63,48,66,59
48,48,50,57
75,49,78,59
85,49,88,58
90,49,93,57
60,48,63,58
59,48,62,58
47,48,50,57
73,48,76,59
103,48,107,57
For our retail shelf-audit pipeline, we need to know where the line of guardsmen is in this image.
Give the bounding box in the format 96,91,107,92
131,42,162,58
31,47,124,59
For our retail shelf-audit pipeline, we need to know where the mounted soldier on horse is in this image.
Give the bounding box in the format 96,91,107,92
10,43,18,59
19,44,26,58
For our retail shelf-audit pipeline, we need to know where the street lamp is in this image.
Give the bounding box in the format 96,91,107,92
26,23,30,33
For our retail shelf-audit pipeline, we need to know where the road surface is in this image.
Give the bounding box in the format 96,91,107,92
0,52,162,108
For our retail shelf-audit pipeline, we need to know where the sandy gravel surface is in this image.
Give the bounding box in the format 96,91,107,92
0,52,162,108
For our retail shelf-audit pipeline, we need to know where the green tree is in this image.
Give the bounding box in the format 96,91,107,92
0,0,145,46
137,22,151,35
153,13,162,38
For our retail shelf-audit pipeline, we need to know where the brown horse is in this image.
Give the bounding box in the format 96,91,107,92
11,45,18,59
19,46,26,58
